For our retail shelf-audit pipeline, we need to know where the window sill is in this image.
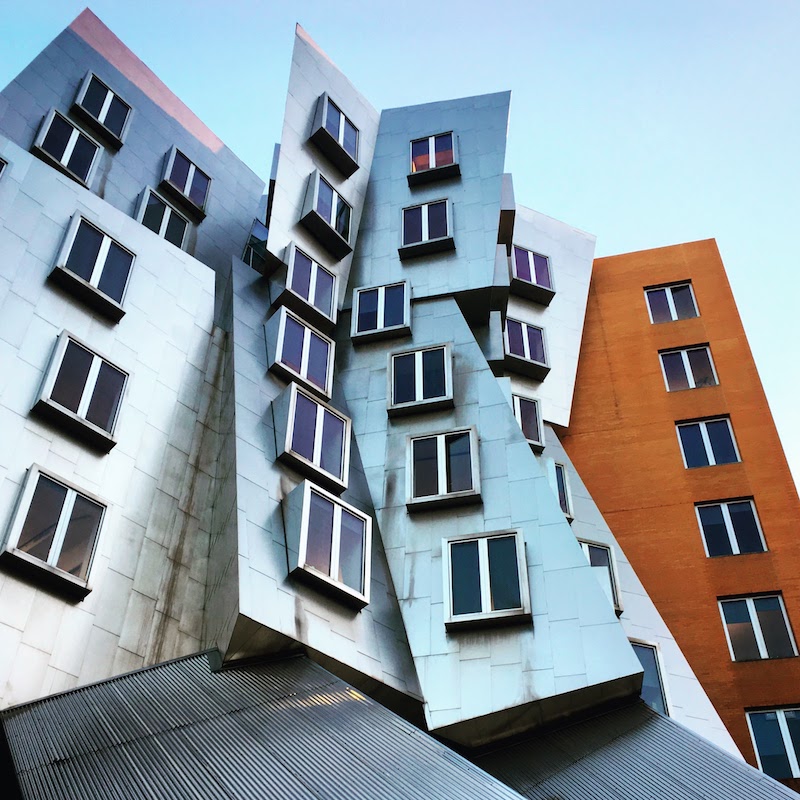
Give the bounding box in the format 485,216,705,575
32,397,117,453
445,608,531,631
299,208,352,261
71,103,124,150
272,288,336,335
527,439,545,454
48,265,125,323
510,277,555,307
388,396,454,418
158,179,207,223
308,125,359,178
732,655,798,664
290,563,368,610
407,489,481,513
351,323,412,345
278,449,346,496
268,360,332,401
31,145,91,188
0,547,91,600
398,236,455,261
504,354,551,382
407,162,461,187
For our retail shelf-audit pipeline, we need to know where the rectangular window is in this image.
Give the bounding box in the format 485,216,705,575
411,132,454,173
164,148,211,212
554,463,572,518
317,175,351,242
513,395,544,449
512,246,553,290
676,418,740,468
747,709,800,780
443,530,530,628
300,172,353,260
407,428,480,510
74,72,131,144
631,641,669,715
645,282,699,323
33,109,101,185
309,93,359,177
719,596,797,661
352,282,410,340
659,346,717,391
403,200,449,245
138,188,189,249
696,500,766,557
504,318,550,381
323,97,358,161
269,307,334,397
580,541,620,610
389,345,453,415
287,245,337,323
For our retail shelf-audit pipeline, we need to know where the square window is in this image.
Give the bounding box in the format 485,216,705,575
408,132,460,186
504,318,550,381
399,200,455,259
1,465,105,598
137,188,189,249
351,281,410,341
510,245,555,305
579,541,621,611
696,499,766,557
73,72,131,147
513,395,544,450
407,428,481,511
631,641,669,715
719,595,797,661
676,417,740,468
659,345,717,391
32,332,127,453
747,709,800,779
553,462,572,519
443,530,530,628
160,147,211,219
645,282,699,323
309,93,359,177
388,344,453,416
32,109,101,186
299,170,353,260
284,243,337,326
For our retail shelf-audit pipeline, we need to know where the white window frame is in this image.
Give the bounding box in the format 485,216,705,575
136,187,189,249
644,282,699,323
747,708,800,779
351,281,411,340
442,529,531,628
406,427,481,510
316,174,351,242
74,71,132,144
676,417,741,468
401,199,452,246
0,156,7,178
285,242,338,325
504,318,549,367
163,146,211,211
32,109,102,186
322,96,358,160
630,638,672,716
388,344,453,415
409,132,456,173
659,345,718,391
271,307,335,397
511,245,554,290
695,499,767,557
579,540,622,612
553,462,573,519
718,595,798,661
512,394,544,449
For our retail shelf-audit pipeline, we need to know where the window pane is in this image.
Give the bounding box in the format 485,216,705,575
413,437,438,497
750,712,793,779
189,169,210,208
755,597,795,659
698,505,733,557
85,362,126,432
729,501,764,554
506,319,525,357
81,77,106,118
142,193,166,234
533,254,552,289
306,491,334,576
56,494,103,580
317,178,334,225
707,420,738,465
632,643,667,715
342,118,358,159
421,348,446,399
446,433,472,494
320,410,345,479
403,206,423,245
687,348,716,388
313,268,335,317
427,201,448,240
17,476,68,563
104,96,129,138
392,353,416,405
518,398,541,443
587,544,616,606
527,327,546,364
291,393,317,462
488,536,521,610
65,221,104,282
555,465,570,515
661,352,689,391
722,600,760,661
334,197,350,240
357,289,379,333
339,510,365,592
42,114,72,160
513,247,531,282
785,711,800,773
679,424,709,468
647,289,671,323
169,151,191,192
671,285,697,319
410,139,430,173
281,315,305,374
67,134,97,182
451,540,481,615
97,242,133,303
51,341,93,413
306,333,330,391
434,133,453,167
383,284,405,328
291,250,313,301
324,100,341,139
164,212,187,248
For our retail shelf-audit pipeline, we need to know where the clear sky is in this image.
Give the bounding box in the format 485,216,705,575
2,1,799,486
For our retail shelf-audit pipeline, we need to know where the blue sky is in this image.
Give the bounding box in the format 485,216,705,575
3,1,799,485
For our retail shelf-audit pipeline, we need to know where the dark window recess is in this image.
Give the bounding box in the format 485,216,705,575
36,112,99,184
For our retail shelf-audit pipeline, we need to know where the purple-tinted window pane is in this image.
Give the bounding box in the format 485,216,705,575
451,540,481,615
488,536,521,610
291,250,313,301
169,151,192,192
698,505,732,556
671,284,698,319
281,315,305,374
324,100,341,140
343,118,358,160
506,319,525,357
313,268,335,317
527,326,546,364
41,114,72,161
306,491,334,575
306,333,330,391
533,254,552,289
422,348,446,399
81,77,106,118
411,139,430,173
142,193,166,235
56,494,103,580
65,221,103,282
51,341,93,413
403,206,423,245
687,348,716,388
17,476,67,563
291,393,317,462
339,510,365,592
104,96,130,139
317,178,334,225
518,398,541,443
754,597,795,658
707,420,738,465
427,201,448,240
723,600,760,660
383,284,405,328
164,212,187,248
189,169,210,208
662,352,689,391
413,437,438,497
320,410,345,479
513,247,531,282
434,133,454,167
750,712,792,779
729,502,764,554
97,242,133,303
357,289,379,333
67,134,97,182
679,424,709,468
647,289,671,323
85,362,126,432
392,354,416,405
446,433,472,494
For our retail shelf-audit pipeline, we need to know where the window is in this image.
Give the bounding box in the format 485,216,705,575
352,282,410,340
1,465,105,598
162,147,211,216
443,530,530,628
645,282,698,323
399,200,455,259
631,642,669,715
696,500,766,557
659,346,717,391
0,157,6,178
73,72,131,145
513,395,544,450
300,171,352,259
407,428,481,510
747,708,800,780
33,109,100,185
242,218,269,273
286,244,337,325
504,318,550,380
676,418,740,468
719,595,797,662
50,216,134,321
324,99,358,160
33,333,127,452
267,308,334,397
408,132,460,185
309,93,359,177
389,345,453,415
554,463,572,518
511,245,555,305
138,189,189,249
579,541,620,610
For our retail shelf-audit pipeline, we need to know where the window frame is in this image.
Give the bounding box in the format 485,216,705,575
351,281,411,342
503,317,550,381
442,529,531,629
579,539,622,613
309,92,359,177
160,146,211,220
398,199,455,259
136,187,190,250
510,245,556,306
0,464,106,599
512,394,544,451
644,282,699,323
406,427,481,511
718,594,798,662
658,345,718,391
746,708,800,779
0,156,7,178
630,639,671,716
695,499,767,557
282,242,338,330
553,462,573,520
72,71,132,148
32,108,102,187
407,131,460,186
676,417,741,468
387,343,454,416
299,170,353,260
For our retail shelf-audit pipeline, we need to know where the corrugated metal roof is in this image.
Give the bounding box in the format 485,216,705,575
1,652,524,800
474,700,798,800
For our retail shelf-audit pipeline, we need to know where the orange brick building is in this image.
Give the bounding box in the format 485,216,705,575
562,239,800,789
